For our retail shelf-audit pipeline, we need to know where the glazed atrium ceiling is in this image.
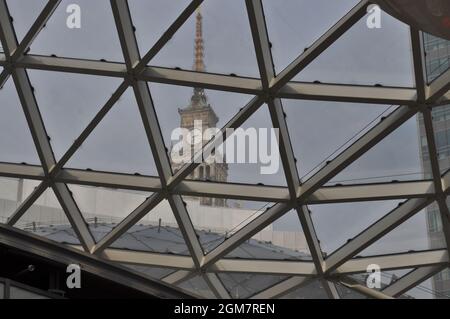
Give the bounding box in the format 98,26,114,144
0,0,449,299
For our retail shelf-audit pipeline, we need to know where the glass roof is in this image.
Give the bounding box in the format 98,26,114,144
0,0,449,299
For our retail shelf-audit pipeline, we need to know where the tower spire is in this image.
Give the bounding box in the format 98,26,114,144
191,7,207,107
194,8,205,72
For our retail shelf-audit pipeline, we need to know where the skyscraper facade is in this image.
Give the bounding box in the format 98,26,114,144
420,33,450,298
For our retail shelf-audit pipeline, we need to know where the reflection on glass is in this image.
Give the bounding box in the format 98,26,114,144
423,33,450,83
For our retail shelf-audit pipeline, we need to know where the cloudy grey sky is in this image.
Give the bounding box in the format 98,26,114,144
0,0,439,290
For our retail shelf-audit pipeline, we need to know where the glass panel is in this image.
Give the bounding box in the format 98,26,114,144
295,9,414,87
177,275,216,298
5,0,47,43
151,84,254,147
263,0,359,74
419,268,450,299
29,70,122,160
112,199,192,256
224,209,311,261
65,88,158,176
182,197,271,253
218,273,288,299
280,279,329,299
16,187,79,246
150,0,259,77
29,0,124,62
330,114,424,185
336,282,367,299
121,264,175,281
0,76,40,164
128,0,191,58
425,201,450,250
423,33,450,83
284,99,396,182
155,91,286,185
0,178,42,224
359,205,441,257
68,184,152,242
223,104,286,186
310,200,401,256
419,105,450,175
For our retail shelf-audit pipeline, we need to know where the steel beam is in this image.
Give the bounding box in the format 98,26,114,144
110,0,140,69
410,28,426,103
56,168,162,192
8,53,423,105
251,276,311,299
203,273,231,299
211,258,316,276
308,180,434,203
12,68,56,174
322,280,340,299
52,182,95,252
162,270,195,285
0,162,44,180
246,0,274,89
0,0,17,58
167,195,205,268
7,181,48,226
296,206,326,274
17,54,127,77
336,249,449,275
278,82,418,106
0,163,439,203
336,275,393,299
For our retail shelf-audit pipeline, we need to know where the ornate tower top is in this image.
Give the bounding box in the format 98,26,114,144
190,9,208,108
194,9,205,73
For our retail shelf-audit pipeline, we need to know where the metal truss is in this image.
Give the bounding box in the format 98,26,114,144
0,0,449,299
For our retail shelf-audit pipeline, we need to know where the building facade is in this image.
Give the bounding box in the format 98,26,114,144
170,10,228,207
420,33,450,298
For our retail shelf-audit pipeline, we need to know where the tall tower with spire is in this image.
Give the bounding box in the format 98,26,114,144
171,9,228,207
